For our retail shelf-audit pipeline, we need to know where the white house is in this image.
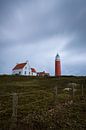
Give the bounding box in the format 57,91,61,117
12,61,37,76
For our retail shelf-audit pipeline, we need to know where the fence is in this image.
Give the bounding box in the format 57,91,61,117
0,83,86,130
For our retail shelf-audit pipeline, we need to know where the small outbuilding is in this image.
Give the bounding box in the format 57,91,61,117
37,71,50,77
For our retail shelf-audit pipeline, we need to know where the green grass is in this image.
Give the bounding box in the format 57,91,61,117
0,75,86,130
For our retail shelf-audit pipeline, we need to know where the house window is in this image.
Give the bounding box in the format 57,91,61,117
19,71,21,75
25,67,27,69
24,71,26,75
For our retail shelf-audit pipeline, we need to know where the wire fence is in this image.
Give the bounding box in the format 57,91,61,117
0,83,86,130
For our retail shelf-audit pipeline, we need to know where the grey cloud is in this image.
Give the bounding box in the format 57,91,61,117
0,0,60,47
0,0,86,75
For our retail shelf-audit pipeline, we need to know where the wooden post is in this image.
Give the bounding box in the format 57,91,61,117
10,93,18,129
72,85,74,100
53,86,58,104
12,93,18,120
55,86,58,96
81,84,84,97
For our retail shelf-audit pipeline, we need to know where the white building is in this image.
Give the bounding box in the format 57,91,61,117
12,61,36,76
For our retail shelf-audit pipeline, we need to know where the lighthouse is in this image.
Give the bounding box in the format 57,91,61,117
55,53,61,76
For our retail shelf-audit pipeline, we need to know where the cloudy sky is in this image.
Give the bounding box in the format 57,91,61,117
0,0,86,76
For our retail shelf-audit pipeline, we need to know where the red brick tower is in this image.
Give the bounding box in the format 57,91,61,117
55,53,61,76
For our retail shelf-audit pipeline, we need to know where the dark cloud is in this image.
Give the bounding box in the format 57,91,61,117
0,0,86,75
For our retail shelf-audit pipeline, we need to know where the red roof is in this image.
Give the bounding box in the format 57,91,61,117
13,63,27,70
31,68,36,73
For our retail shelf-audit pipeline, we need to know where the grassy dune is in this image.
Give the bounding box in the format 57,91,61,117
0,75,86,130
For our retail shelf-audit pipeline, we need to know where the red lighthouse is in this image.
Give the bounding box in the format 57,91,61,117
55,53,61,77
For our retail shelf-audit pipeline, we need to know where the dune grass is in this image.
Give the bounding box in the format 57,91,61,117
0,75,86,130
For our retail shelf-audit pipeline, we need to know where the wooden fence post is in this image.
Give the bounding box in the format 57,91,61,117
72,85,74,100
81,84,84,97
12,93,18,120
10,93,18,130
53,86,58,104
55,86,58,96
